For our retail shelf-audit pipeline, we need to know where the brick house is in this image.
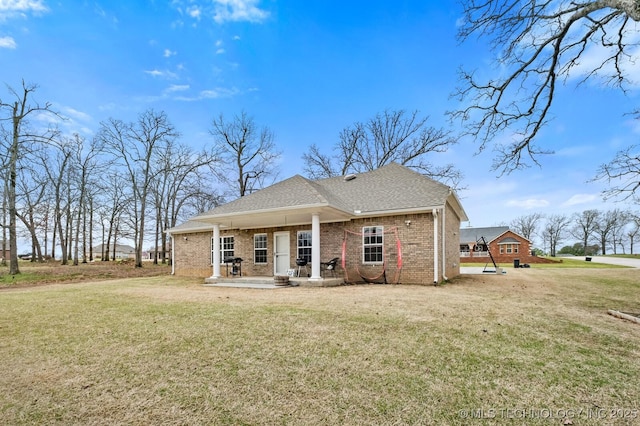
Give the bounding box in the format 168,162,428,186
459,226,542,265
167,163,468,285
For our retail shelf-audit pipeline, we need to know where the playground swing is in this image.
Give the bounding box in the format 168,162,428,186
341,227,403,284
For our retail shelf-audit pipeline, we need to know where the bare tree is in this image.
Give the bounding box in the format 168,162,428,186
40,139,75,264
628,211,640,254
571,209,601,256
452,1,640,174
510,212,544,241
150,141,221,264
0,82,59,274
304,109,463,188
70,134,105,265
594,208,624,255
210,110,280,197
594,143,640,200
15,162,48,262
542,214,571,257
98,109,178,267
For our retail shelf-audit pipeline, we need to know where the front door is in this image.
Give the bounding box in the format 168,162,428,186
274,232,290,276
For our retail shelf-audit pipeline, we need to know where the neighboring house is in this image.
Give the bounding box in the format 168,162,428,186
92,244,136,260
460,226,544,265
144,247,172,262
167,163,468,285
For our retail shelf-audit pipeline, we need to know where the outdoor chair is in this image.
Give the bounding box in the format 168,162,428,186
321,257,340,277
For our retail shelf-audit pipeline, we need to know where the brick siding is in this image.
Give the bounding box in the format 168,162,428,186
172,209,462,285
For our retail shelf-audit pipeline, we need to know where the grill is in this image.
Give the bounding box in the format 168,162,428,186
295,258,308,277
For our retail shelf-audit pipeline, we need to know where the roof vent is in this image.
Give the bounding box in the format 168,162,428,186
344,174,357,181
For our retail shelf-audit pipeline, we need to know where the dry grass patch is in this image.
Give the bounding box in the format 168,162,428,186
1,269,639,425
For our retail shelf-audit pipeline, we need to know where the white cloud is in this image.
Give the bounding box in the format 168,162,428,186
144,69,179,79
188,5,201,20
562,193,599,207
0,0,47,17
0,36,16,48
163,49,176,58
61,106,92,122
216,48,225,54
171,0,268,25
212,0,269,24
506,198,550,209
165,84,189,93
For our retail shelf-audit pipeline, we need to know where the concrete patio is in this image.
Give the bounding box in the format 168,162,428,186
204,275,344,289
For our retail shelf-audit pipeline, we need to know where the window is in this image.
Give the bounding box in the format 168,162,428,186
363,226,383,263
297,231,312,262
254,234,267,264
212,236,234,264
500,244,519,254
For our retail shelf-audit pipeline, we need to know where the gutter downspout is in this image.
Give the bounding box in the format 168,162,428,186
433,209,438,284
442,206,448,282
171,234,175,275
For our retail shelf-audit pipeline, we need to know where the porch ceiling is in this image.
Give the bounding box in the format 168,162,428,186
197,205,353,230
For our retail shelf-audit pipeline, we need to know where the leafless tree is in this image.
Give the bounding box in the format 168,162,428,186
0,82,59,274
542,214,571,257
210,110,280,197
40,139,75,264
150,141,221,264
628,211,640,254
98,109,178,267
594,143,640,200
304,109,463,188
594,208,625,254
452,1,640,174
69,134,105,265
510,212,544,241
15,162,48,262
571,209,601,256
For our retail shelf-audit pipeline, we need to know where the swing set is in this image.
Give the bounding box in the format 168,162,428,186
340,227,403,284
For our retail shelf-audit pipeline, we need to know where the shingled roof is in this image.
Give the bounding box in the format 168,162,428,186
170,162,467,232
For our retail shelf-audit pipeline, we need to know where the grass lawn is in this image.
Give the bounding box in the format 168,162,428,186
1,267,639,424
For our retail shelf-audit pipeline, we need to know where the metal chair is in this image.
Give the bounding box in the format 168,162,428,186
321,257,340,277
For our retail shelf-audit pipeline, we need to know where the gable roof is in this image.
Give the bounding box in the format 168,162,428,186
460,226,530,244
170,163,468,232
460,226,509,244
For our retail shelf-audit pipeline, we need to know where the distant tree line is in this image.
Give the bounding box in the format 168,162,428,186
2,82,461,274
509,209,640,257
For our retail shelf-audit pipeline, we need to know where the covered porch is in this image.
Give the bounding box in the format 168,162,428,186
198,203,353,283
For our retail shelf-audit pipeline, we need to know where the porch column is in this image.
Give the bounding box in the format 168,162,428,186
211,224,221,278
309,213,322,281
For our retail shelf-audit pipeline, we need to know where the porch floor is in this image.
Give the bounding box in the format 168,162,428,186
204,275,344,289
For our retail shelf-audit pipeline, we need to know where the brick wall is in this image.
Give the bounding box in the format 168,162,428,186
172,207,463,284
460,230,551,264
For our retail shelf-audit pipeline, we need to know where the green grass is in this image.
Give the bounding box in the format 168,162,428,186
1,270,639,425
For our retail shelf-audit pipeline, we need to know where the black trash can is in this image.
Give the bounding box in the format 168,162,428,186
513,259,520,268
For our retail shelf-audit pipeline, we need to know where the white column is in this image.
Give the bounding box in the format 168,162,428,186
309,213,322,280
433,209,439,284
211,224,221,278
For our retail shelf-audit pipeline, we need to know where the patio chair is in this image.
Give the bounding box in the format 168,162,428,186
321,257,340,277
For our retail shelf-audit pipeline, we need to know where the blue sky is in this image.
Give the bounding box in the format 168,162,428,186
2,0,638,231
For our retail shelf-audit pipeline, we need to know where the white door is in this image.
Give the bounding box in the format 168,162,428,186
274,232,290,276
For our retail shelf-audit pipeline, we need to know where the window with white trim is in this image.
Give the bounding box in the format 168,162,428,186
499,243,519,254
363,226,383,263
212,236,234,264
254,234,267,264
297,231,312,262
